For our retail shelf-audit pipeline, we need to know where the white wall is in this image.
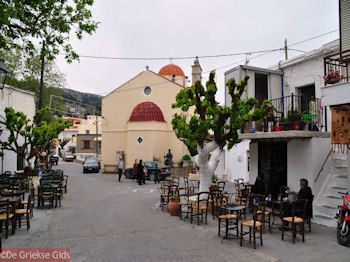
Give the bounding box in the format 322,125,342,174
0,85,35,173
287,139,313,192
224,140,250,182
287,138,330,193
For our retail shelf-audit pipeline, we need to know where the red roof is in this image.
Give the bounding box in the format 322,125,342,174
158,64,185,77
129,102,165,122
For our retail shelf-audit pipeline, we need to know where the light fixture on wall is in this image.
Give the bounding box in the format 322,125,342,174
0,59,8,90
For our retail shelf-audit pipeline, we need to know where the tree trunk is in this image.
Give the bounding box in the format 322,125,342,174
196,141,222,193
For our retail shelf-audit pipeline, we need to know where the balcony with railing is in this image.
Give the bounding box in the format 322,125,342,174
321,49,350,107
239,94,329,140
323,49,350,86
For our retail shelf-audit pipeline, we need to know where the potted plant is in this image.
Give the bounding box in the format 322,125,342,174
324,70,341,85
182,154,191,167
287,110,302,130
168,194,180,216
278,117,289,131
178,160,184,168
211,174,218,184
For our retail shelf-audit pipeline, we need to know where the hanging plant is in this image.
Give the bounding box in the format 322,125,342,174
324,70,341,84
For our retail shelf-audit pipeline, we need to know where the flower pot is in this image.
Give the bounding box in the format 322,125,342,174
168,200,179,216
183,160,189,167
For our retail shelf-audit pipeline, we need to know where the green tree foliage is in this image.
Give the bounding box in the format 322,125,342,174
172,72,272,155
0,107,72,165
0,0,98,62
0,48,64,109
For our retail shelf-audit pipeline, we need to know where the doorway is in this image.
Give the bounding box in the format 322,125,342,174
298,84,315,113
255,73,268,106
258,142,287,199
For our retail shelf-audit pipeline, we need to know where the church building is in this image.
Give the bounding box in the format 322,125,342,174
101,59,202,170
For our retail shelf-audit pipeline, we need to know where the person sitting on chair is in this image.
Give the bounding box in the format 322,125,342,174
298,178,313,219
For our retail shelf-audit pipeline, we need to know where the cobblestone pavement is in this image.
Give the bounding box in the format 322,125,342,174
3,161,349,262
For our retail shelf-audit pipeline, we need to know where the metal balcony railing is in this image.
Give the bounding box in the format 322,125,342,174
243,94,326,132
324,49,350,86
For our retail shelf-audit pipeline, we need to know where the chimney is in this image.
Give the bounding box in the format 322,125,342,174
191,56,202,85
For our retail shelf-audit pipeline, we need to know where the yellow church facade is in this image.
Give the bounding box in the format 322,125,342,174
101,64,194,169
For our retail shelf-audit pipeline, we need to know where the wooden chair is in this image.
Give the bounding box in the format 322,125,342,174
232,188,249,218
39,185,54,208
160,184,171,211
217,181,225,192
210,186,222,219
178,187,192,220
213,194,229,220
240,201,265,249
21,188,34,217
281,199,307,244
183,177,193,192
190,192,209,225
305,195,314,232
218,205,239,239
0,199,15,239
171,177,180,187
252,194,271,233
15,194,32,231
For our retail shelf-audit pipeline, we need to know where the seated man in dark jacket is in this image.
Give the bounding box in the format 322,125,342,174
282,178,313,228
250,173,265,208
252,173,266,195
298,178,313,219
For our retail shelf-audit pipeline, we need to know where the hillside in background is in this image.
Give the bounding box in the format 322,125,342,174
62,89,102,116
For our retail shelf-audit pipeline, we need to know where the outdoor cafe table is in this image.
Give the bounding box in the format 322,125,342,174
0,196,21,213
266,199,289,230
1,190,25,200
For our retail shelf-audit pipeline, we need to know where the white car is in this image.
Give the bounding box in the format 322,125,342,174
63,151,75,162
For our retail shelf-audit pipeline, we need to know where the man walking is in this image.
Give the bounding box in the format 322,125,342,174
117,157,124,182
137,160,143,185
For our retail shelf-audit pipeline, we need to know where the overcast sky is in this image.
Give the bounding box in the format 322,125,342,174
55,0,339,104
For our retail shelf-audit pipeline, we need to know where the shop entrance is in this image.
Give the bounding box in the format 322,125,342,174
258,142,287,199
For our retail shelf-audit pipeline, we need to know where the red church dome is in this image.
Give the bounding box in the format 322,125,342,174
158,64,185,77
129,102,165,122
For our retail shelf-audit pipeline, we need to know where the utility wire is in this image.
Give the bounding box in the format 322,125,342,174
75,30,338,62
288,29,338,47
60,29,338,95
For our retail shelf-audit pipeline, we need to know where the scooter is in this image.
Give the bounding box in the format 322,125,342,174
335,191,350,245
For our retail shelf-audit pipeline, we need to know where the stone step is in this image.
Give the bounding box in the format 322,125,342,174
313,214,337,227
331,159,348,168
332,174,348,179
330,185,347,190
325,195,343,200
320,204,337,210
331,153,348,160
314,204,337,218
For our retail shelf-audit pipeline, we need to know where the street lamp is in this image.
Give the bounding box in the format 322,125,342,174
0,59,8,89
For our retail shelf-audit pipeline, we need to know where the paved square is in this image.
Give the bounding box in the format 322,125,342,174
3,162,349,262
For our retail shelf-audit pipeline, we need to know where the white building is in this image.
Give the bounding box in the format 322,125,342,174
0,85,36,173
222,41,345,226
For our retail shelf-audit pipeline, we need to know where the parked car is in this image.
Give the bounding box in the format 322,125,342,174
83,158,100,173
62,151,75,162
124,161,172,181
49,154,59,165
